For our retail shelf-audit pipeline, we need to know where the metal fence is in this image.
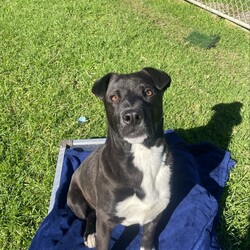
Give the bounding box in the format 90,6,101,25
185,0,250,30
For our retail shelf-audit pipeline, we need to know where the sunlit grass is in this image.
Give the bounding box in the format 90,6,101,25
0,0,249,249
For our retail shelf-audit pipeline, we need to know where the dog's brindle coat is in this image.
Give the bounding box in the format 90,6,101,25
67,68,172,249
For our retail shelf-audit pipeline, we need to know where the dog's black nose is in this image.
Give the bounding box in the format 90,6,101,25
122,110,143,126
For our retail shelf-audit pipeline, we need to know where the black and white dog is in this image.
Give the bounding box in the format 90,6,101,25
67,68,172,249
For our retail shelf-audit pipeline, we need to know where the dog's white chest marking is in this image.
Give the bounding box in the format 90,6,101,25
116,144,171,226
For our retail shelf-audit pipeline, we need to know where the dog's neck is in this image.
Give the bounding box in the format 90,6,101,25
105,128,166,153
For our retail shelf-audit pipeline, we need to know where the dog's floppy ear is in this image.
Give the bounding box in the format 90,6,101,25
142,67,171,91
92,73,114,99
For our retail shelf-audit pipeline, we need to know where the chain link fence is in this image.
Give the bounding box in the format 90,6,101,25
185,0,250,30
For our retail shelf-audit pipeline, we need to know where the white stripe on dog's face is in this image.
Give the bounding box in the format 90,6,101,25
116,143,171,226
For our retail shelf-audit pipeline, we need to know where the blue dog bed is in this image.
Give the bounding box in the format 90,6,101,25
30,130,235,250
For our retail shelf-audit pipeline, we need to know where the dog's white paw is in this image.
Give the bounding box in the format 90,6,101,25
84,233,96,248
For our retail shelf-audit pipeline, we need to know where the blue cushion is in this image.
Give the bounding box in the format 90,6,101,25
30,131,235,249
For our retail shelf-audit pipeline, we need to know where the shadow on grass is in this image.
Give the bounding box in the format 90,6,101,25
176,101,244,250
176,101,243,150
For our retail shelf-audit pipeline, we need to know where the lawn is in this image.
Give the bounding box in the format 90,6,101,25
0,0,249,249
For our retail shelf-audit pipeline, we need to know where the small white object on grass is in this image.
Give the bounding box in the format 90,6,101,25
78,116,88,123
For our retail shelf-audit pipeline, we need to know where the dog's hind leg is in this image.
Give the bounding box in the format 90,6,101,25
67,181,89,220
84,209,97,248
67,182,97,248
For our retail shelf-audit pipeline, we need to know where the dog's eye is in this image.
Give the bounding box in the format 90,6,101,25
110,95,120,102
145,88,154,97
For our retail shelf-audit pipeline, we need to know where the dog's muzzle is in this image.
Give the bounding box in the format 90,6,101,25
120,109,149,143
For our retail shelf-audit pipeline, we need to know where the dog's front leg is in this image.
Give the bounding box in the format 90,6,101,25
95,214,114,250
141,213,162,250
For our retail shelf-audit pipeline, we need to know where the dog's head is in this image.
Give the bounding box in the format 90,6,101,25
92,67,171,145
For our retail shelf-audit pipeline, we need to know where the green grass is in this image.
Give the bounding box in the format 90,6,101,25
0,0,249,249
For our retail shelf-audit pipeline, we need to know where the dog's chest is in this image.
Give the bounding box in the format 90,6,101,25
116,144,171,226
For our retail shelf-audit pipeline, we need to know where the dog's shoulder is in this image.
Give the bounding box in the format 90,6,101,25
79,144,105,168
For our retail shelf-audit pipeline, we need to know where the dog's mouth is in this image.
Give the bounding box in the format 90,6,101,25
124,134,147,144
116,109,148,144
119,125,149,144
119,115,164,145
119,121,152,145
